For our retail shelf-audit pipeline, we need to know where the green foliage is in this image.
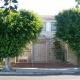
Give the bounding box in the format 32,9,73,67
75,0,80,8
1,0,18,10
76,0,80,4
55,8,80,58
0,9,43,58
19,10,43,41
0,0,18,16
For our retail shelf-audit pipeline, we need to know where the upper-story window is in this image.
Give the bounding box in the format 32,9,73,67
42,22,46,31
51,22,56,31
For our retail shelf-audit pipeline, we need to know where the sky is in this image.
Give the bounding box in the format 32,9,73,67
18,0,76,15
0,0,76,15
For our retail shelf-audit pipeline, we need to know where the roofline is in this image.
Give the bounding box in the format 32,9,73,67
40,15,55,20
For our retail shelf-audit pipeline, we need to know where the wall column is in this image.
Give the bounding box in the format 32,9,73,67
31,42,34,63
14,57,16,63
46,39,50,62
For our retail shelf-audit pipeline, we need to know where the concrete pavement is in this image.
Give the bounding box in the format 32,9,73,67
0,67,79,75
1,75,80,80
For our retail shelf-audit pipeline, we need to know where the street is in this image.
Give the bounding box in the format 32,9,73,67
0,75,80,80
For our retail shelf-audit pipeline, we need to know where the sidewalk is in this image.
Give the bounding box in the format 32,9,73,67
0,67,79,75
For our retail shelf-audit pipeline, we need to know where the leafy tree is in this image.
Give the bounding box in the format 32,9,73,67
0,10,43,71
0,0,18,71
0,10,43,58
0,0,18,9
0,0,43,71
75,0,80,8
55,8,80,66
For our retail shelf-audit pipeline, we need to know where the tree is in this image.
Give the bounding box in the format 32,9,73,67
0,0,18,9
55,8,80,66
75,0,80,8
0,0,18,71
0,0,43,71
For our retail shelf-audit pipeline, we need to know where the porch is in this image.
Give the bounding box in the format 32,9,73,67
11,62,76,68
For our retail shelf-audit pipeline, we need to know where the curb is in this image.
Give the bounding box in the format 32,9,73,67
0,68,79,75
0,71,78,75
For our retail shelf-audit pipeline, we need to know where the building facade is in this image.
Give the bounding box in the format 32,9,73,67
10,15,56,63
10,15,77,68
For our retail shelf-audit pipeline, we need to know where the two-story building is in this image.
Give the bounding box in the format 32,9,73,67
11,15,56,63
11,15,77,67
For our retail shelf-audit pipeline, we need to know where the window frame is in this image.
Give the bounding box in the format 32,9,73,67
51,22,56,31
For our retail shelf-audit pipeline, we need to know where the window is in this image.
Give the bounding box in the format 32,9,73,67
51,22,56,31
42,22,46,31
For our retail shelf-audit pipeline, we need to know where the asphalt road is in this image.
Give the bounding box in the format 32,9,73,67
0,75,80,80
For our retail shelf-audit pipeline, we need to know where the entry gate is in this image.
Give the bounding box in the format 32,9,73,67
52,49,67,62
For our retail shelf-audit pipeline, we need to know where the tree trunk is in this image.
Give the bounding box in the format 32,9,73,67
4,57,10,71
2,57,15,72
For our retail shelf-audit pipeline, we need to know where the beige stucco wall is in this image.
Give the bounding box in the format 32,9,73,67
66,45,77,65
56,39,77,65
41,31,55,38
